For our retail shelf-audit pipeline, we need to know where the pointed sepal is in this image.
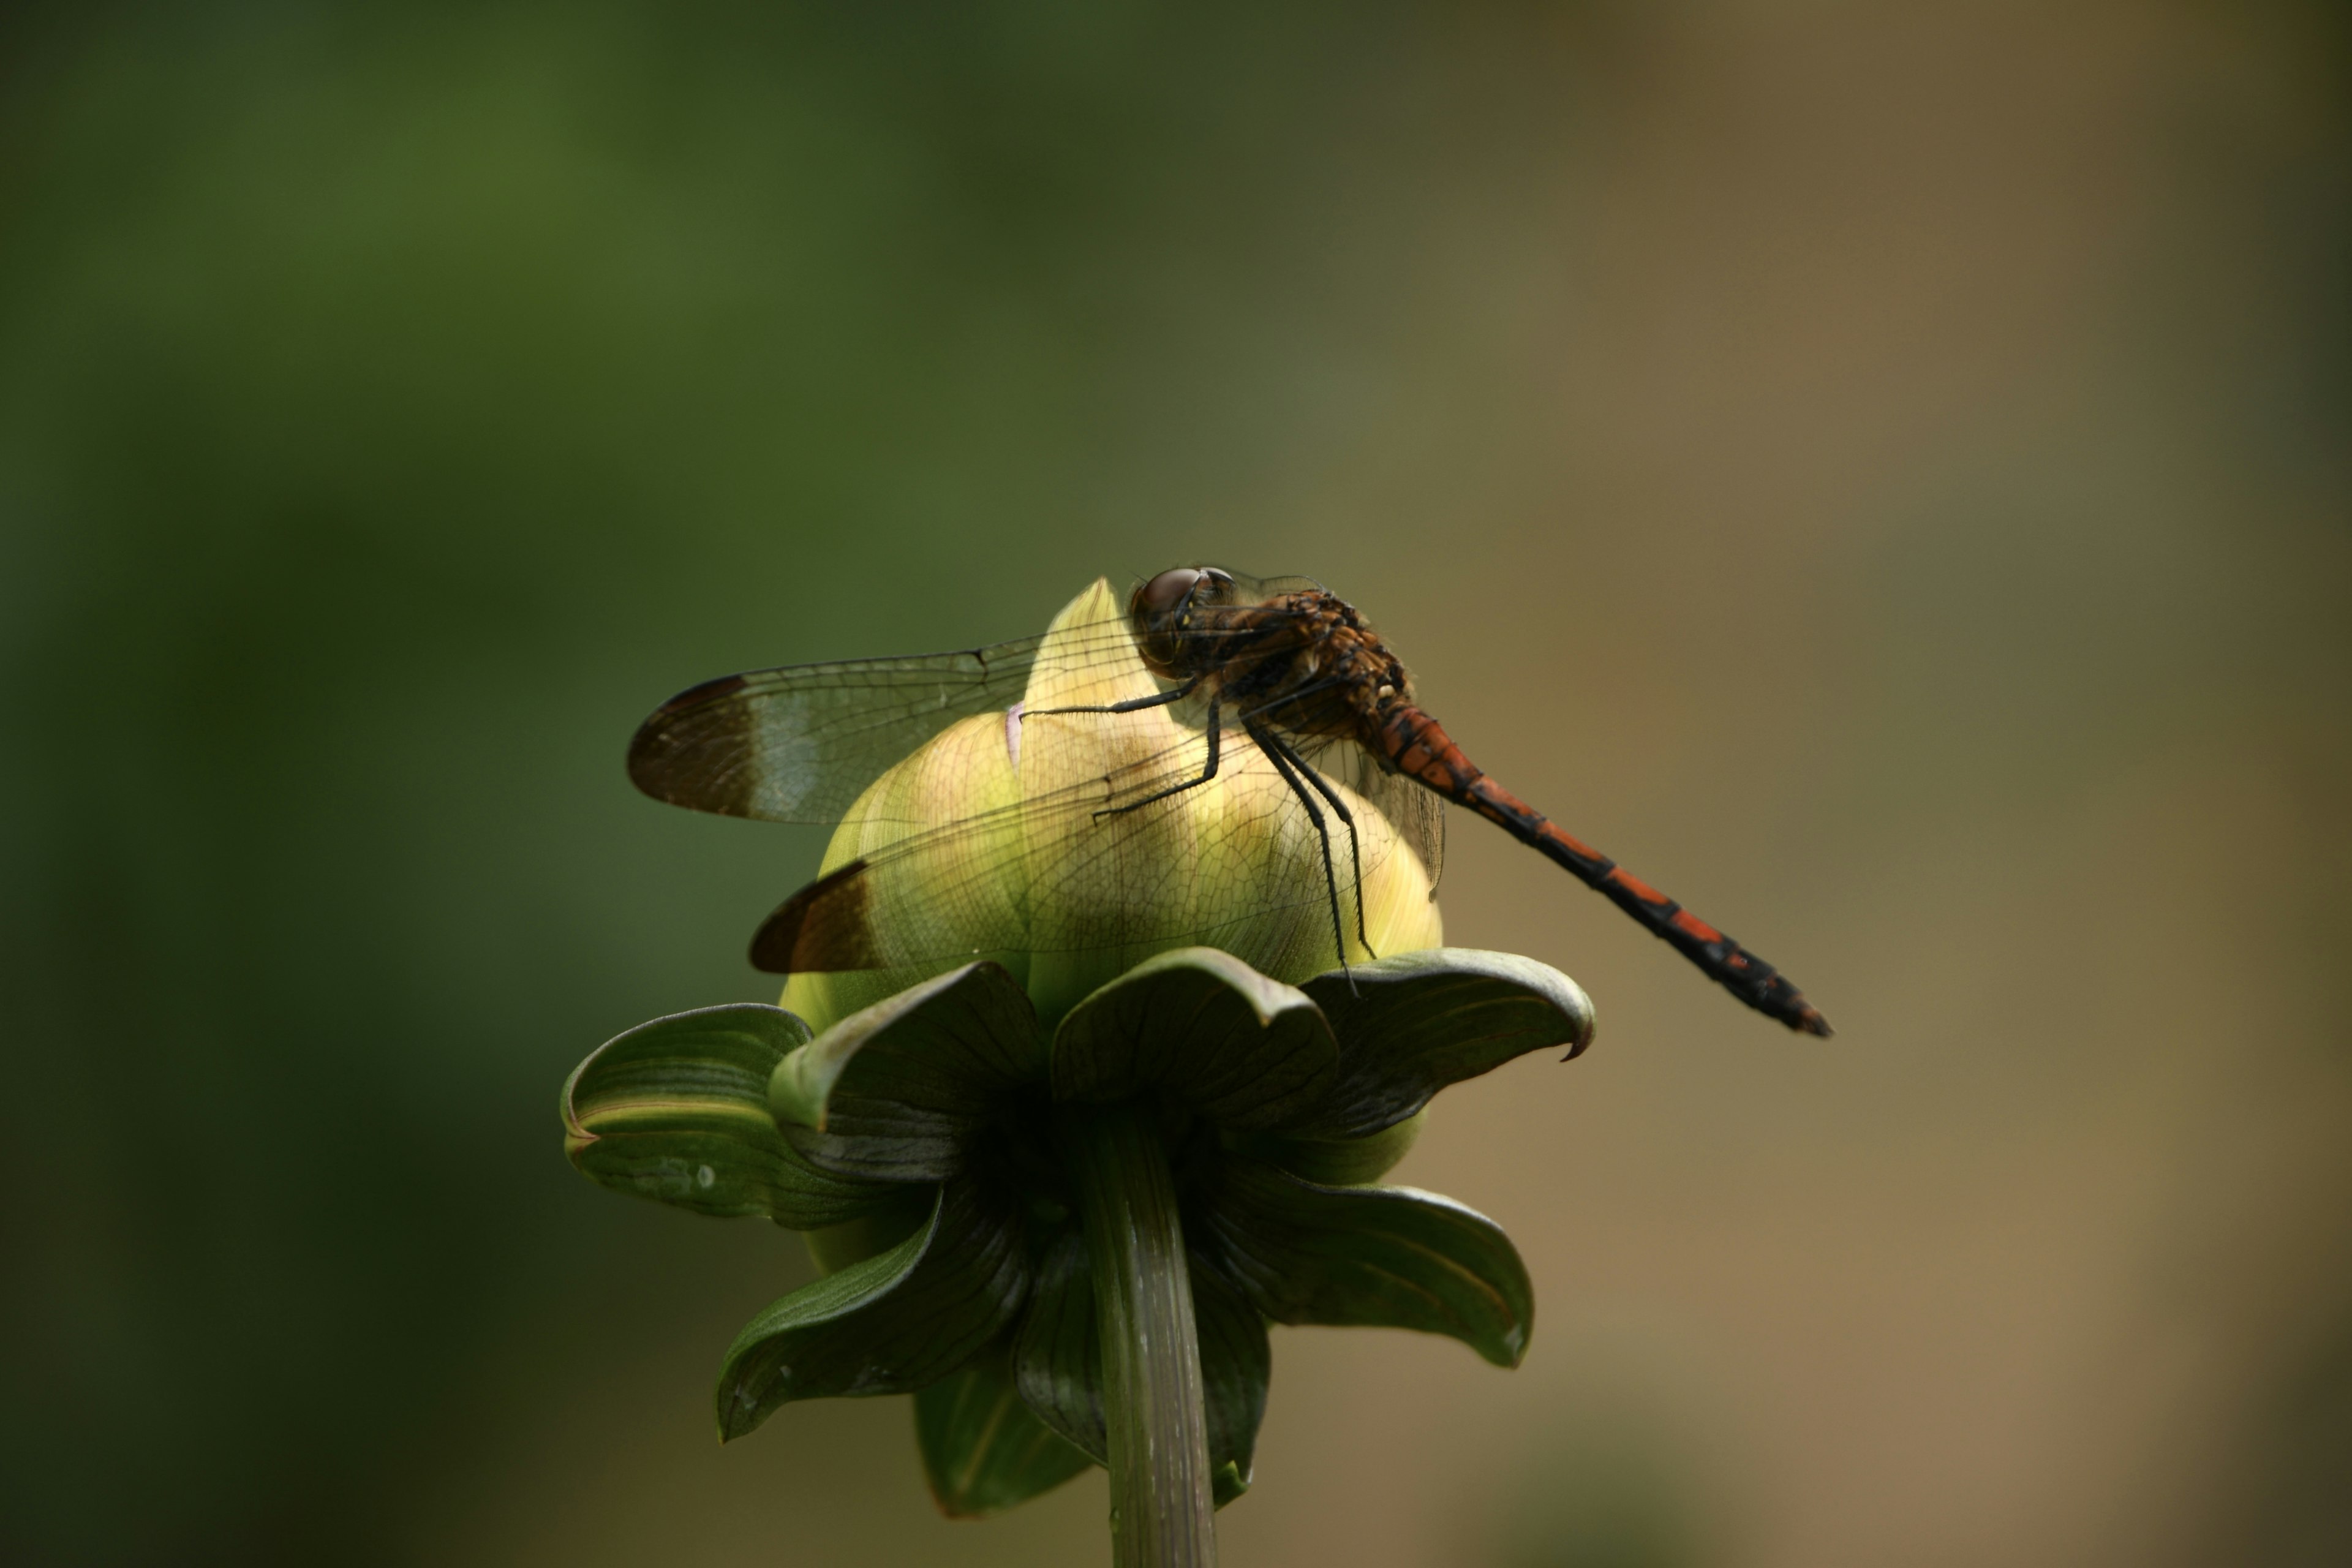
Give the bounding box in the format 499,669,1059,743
1011,1229,1105,1463
715,1178,1029,1439
768,962,1044,1182
915,1349,1093,1518
1011,1227,1270,1509
1289,948,1594,1140
1242,1110,1427,1188
1052,947,1337,1129
562,1003,895,1229
1197,1158,1534,1368
1190,1252,1271,1506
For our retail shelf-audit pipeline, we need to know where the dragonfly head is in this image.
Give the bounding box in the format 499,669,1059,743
1129,565,1237,678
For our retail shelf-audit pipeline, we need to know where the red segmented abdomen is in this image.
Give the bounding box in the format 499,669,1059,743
1373,704,1832,1036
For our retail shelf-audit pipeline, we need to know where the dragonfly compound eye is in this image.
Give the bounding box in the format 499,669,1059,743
1131,567,1207,625
1131,567,1212,676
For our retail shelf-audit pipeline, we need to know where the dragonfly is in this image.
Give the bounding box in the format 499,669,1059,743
628,567,1832,1035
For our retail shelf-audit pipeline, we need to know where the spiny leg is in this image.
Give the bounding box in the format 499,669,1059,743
1030,672,1204,717
1094,696,1221,821
1246,718,1355,989
1256,726,1372,958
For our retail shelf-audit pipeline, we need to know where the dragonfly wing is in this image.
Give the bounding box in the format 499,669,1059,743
627,617,1148,823
1300,734,1445,895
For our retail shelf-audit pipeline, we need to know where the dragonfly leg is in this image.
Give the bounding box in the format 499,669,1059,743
1256,726,1372,959
1246,718,1355,990
1031,672,1204,717
1093,697,1221,821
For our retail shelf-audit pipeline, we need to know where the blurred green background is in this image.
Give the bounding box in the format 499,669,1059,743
4,2,2346,1564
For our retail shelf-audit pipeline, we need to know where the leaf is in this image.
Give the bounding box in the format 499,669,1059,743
768,962,1044,1182
1196,1157,1534,1368
562,1003,895,1229
715,1178,1030,1440
915,1349,1093,1518
1289,948,1595,1140
1052,947,1337,1129
1012,1228,1268,1509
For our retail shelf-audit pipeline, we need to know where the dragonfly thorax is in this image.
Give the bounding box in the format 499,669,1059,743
1128,570,1413,743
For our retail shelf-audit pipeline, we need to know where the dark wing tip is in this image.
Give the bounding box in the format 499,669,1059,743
628,672,752,809
750,860,878,974
649,669,753,723
1788,1001,1834,1038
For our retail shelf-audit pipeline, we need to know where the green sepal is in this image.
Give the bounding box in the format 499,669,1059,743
1289,948,1595,1140
1197,1158,1534,1368
914,1349,1093,1518
1052,947,1337,1129
562,1003,896,1229
715,1178,1029,1440
1011,1229,1103,1462
768,962,1044,1183
1190,1251,1270,1507
1012,1229,1267,1510
801,1185,936,1276
1238,1109,1427,1188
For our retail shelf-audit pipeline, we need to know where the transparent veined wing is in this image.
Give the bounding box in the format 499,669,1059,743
628,616,1147,823
1295,733,1445,899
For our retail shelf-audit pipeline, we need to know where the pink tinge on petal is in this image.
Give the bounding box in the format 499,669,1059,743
1004,703,1024,769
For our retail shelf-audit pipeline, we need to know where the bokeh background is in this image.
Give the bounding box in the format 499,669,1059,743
4,2,2346,1564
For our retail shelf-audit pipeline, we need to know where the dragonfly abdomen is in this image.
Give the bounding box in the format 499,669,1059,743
1373,703,1832,1036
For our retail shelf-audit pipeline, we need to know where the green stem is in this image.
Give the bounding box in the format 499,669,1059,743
1059,1100,1217,1568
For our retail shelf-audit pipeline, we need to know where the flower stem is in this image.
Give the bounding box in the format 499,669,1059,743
1059,1099,1216,1567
